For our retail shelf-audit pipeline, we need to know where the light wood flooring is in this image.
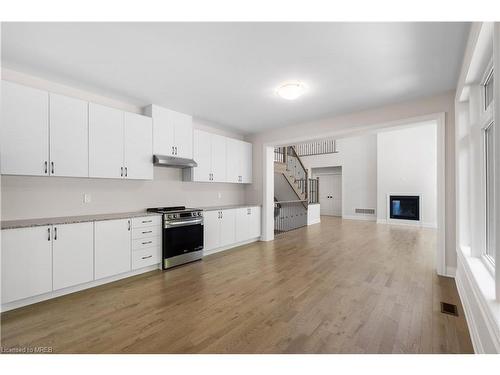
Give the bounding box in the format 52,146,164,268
0,216,473,353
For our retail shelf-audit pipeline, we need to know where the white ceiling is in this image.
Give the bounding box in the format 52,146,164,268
1,22,469,134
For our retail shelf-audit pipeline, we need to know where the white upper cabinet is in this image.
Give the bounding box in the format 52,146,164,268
241,141,253,183
89,103,124,179
146,105,193,159
49,93,89,177
52,222,94,291
186,130,227,182
1,80,49,176
225,138,253,184
1,226,53,304
124,112,153,180
192,129,211,182
187,131,252,184
211,134,227,182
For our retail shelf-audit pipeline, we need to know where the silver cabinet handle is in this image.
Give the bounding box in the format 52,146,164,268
44,161,48,174
51,161,55,175
172,146,175,155
175,146,178,155
125,166,128,177
142,220,152,224
141,255,153,260
142,230,153,234
54,227,57,240
47,227,51,241
128,220,131,231
121,167,124,177
142,241,153,245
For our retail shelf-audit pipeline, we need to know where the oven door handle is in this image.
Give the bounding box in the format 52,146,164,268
164,218,203,228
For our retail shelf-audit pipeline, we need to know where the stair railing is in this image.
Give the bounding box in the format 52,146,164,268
308,178,319,204
285,146,308,200
274,199,308,234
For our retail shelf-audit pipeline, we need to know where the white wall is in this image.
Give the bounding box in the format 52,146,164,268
247,90,457,269
301,134,377,220
376,122,437,227
0,69,247,220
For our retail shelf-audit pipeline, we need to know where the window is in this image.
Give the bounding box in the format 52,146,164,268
484,68,494,110
484,121,496,263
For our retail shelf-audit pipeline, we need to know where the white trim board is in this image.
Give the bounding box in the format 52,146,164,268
1,263,160,313
455,248,500,353
203,237,260,256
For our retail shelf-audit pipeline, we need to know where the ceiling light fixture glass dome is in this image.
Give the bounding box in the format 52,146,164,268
276,82,306,100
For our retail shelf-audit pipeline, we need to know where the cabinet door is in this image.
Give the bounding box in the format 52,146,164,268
1,226,52,303
235,208,249,242
203,210,220,251
1,80,49,176
173,111,193,159
225,138,241,183
49,93,89,177
211,134,227,182
124,112,153,180
248,206,261,239
219,209,236,247
89,103,124,178
149,105,175,156
52,222,94,290
192,129,211,182
241,141,253,183
95,219,131,280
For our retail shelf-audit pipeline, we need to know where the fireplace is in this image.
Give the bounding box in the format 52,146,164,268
389,195,420,221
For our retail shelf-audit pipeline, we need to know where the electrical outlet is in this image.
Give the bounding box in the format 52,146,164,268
83,193,91,204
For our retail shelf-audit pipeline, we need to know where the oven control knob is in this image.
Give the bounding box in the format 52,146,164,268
167,214,173,219
174,213,180,219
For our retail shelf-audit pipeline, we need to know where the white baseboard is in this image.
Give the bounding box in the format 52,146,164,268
307,218,321,225
342,215,376,221
1,264,161,313
455,249,500,353
204,237,260,256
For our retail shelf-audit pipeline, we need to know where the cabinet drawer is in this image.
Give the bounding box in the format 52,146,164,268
131,216,161,228
132,247,160,269
132,237,160,251
132,226,159,239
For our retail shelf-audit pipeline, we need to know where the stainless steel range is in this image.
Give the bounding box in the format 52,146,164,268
147,206,203,269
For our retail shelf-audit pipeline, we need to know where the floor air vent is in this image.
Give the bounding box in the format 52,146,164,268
440,302,458,316
355,208,375,215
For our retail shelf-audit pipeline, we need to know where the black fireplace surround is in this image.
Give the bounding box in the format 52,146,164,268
389,195,420,221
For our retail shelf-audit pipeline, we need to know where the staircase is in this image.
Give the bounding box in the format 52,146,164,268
274,146,319,234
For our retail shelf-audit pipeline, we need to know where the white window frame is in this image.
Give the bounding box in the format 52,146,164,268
483,120,496,270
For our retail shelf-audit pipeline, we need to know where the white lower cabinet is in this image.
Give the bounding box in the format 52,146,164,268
204,206,261,254
1,226,53,304
52,222,94,290
94,219,132,280
235,206,261,242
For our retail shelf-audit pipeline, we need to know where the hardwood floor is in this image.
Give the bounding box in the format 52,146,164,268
0,217,473,353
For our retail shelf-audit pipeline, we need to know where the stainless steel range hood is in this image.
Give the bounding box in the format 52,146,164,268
153,155,198,168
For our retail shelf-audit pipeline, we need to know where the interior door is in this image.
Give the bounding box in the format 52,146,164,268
331,174,342,216
319,174,342,216
89,103,124,179
193,129,211,182
1,80,49,176
49,93,89,177
124,112,153,180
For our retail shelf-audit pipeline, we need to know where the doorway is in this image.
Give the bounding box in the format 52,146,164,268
316,168,342,216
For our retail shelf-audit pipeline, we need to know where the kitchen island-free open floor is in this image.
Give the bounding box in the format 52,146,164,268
0,216,473,353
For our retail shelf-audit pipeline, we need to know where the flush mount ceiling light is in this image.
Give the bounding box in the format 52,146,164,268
276,82,307,100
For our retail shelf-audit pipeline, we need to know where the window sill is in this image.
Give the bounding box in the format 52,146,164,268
458,246,500,351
